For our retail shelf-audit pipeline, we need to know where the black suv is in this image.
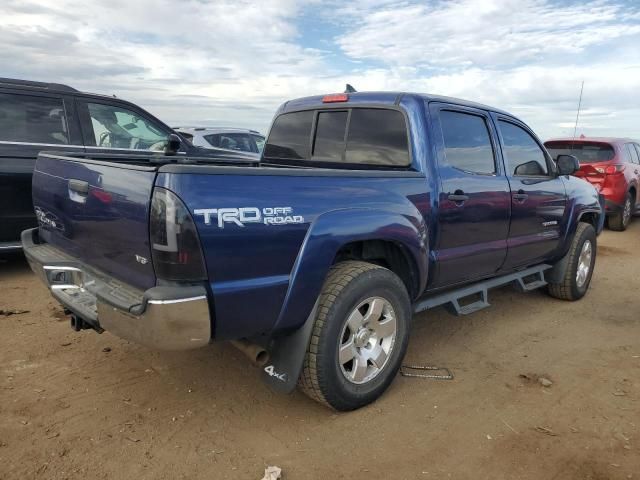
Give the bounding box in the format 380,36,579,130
0,78,249,251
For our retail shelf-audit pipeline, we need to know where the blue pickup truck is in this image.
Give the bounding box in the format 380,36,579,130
22,91,604,410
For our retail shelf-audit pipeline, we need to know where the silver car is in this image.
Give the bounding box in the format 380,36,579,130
174,127,265,157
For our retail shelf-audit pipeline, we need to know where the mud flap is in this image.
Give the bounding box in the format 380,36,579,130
545,249,571,284
260,301,318,394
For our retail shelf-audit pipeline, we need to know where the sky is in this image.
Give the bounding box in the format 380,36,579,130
1,0,639,139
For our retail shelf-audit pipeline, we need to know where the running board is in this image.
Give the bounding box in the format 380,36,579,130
413,264,552,316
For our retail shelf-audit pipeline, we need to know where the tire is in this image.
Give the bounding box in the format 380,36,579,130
608,192,633,231
299,261,411,411
547,222,597,301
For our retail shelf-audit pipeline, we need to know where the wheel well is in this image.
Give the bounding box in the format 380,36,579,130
333,240,418,298
579,212,598,229
629,186,636,200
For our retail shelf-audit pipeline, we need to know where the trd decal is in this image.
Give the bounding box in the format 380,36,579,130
194,207,304,228
34,206,65,232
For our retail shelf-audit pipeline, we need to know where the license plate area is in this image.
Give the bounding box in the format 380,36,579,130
43,266,98,321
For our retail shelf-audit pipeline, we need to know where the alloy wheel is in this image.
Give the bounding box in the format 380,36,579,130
338,297,397,384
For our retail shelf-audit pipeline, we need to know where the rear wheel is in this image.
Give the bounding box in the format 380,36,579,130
299,261,411,411
547,222,596,300
608,192,633,231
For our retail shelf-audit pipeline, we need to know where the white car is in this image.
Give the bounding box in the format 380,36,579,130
174,127,265,157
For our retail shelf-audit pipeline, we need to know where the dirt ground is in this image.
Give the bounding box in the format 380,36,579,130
1,224,639,480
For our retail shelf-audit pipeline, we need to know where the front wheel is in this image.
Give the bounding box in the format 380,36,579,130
547,222,596,301
299,261,411,411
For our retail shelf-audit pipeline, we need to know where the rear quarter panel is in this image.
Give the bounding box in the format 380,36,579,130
156,169,431,340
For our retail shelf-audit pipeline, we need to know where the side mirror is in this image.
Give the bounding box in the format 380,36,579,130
164,133,182,156
556,154,580,175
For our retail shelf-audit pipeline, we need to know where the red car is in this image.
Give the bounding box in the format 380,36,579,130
545,137,640,231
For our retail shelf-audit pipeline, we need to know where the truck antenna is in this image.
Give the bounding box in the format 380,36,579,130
571,80,584,151
344,84,357,93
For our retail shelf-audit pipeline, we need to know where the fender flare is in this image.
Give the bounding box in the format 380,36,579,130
547,203,603,283
274,208,428,332
260,208,428,393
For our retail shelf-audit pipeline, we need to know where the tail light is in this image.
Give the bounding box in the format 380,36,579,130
150,188,206,281
596,164,625,174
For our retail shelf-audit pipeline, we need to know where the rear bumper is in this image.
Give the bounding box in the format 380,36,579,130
0,241,22,252
21,228,211,350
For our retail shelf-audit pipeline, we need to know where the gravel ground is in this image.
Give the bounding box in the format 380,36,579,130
1,223,639,479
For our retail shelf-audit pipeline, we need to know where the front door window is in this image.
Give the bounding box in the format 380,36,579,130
86,103,168,151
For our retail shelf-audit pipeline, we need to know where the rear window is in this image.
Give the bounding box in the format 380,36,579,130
0,93,68,144
264,108,410,167
263,111,313,160
544,142,615,163
313,110,348,161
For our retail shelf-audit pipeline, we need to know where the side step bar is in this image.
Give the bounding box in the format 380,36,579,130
413,264,552,316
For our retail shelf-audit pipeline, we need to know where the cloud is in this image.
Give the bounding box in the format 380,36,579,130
331,0,640,138
336,0,640,67
0,0,638,139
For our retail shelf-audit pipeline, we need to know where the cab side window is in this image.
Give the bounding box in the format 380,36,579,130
499,121,549,176
0,93,68,144
85,103,168,151
439,110,495,175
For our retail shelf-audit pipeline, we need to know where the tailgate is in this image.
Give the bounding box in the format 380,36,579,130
32,153,157,290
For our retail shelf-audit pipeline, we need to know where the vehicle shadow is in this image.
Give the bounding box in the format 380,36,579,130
0,252,31,281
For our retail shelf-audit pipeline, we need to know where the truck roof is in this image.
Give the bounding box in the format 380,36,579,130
281,91,514,117
0,77,118,100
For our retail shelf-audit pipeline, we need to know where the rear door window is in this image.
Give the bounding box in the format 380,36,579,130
0,93,68,144
439,110,495,174
264,108,410,167
499,121,549,176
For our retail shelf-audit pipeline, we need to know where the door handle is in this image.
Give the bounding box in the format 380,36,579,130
68,179,89,204
513,190,528,202
448,192,469,203
68,179,89,195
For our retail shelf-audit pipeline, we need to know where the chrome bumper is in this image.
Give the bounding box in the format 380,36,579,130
21,228,211,350
0,241,22,252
